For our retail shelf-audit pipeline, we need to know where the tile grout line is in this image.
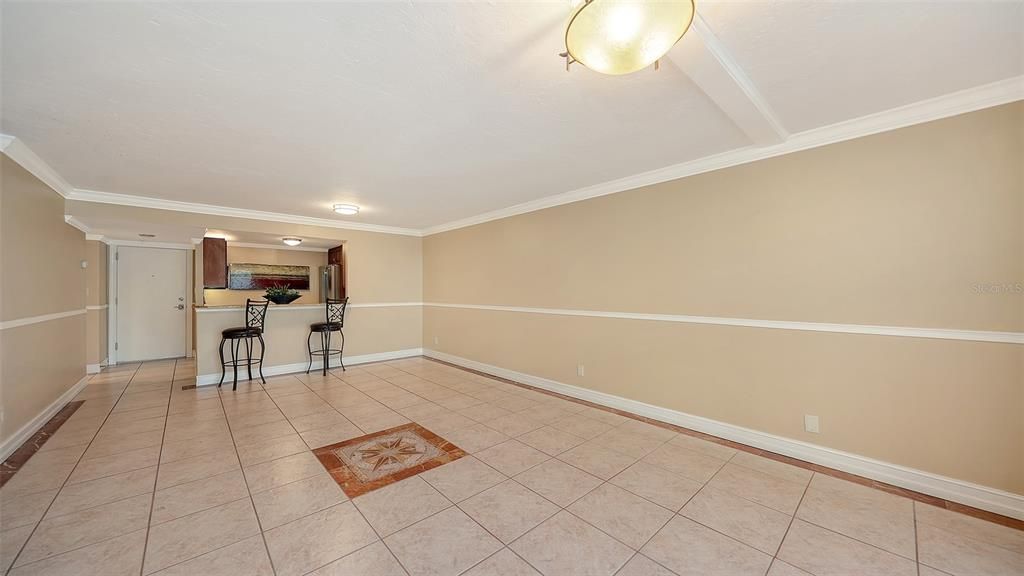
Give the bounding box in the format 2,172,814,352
914,503,921,576
137,358,181,576
6,363,144,572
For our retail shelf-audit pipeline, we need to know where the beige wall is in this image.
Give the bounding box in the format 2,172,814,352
85,240,108,366
423,103,1024,494
203,246,328,307
0,156,87,444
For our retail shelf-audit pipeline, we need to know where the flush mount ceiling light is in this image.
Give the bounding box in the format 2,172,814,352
561,0,696,75
333,204,360,216
282,237,303,247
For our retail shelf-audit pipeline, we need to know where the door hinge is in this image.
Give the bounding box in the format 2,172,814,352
115,251,119,261
114,342,119,351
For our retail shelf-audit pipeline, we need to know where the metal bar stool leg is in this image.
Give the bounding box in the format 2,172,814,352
232,337,241,391
338,330,346,371
218,337,227,387
306,331,315,374
257,333,267,384
322,331,330,376
245,336,253,382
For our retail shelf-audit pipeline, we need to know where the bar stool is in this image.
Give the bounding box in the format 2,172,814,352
307,297,348,375
218,299,269,390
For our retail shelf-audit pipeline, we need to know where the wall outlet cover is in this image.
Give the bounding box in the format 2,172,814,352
804,414,820,433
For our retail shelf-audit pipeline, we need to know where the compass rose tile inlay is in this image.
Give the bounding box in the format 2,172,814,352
314,423,465,497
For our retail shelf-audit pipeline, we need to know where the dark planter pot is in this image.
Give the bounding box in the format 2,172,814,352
266,293,301,305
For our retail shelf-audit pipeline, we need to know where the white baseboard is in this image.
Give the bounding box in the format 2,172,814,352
85,359,107,374
0,375,90,462
195,347,424,386
424,349,1024,521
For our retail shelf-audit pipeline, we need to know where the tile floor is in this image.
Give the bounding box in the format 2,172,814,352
1,357,1021,576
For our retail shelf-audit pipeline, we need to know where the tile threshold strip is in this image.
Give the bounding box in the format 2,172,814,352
420,356,1024,532
0,401,85,488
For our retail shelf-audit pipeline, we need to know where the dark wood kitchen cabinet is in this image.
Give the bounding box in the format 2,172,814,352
203,237,228,289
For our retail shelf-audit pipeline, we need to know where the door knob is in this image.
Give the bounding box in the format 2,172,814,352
175,304,185,310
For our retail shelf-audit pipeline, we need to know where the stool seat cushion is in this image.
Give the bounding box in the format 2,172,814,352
310,321,343,332
222,326,262,338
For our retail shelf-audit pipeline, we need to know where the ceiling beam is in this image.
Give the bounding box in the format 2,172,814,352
669,15,788,146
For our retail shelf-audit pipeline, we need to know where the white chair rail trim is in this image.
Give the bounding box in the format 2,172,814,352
0,309,87,331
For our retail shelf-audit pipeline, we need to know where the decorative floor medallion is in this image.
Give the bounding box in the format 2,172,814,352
314,423,465,497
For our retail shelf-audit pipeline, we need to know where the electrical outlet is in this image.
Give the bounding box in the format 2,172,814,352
804,414,820,433
576,364,585,377
433,336,439,346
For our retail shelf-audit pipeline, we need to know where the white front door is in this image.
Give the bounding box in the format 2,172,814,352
116,246,188,362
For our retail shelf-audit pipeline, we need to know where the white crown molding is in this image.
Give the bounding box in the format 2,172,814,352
68,188,423,237
227,241,329,253
422,75,1024,235
424,302,1024,344
85,233,106,241
107,239,195,250
0,375,89,462
63,215,91,234
195,347,423,385
1,134,75,198
424,349,1024,520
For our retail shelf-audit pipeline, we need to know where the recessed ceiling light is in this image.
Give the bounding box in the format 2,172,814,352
561,0,695,75
333,204,360,216
282,237,303,247
138,233,156,238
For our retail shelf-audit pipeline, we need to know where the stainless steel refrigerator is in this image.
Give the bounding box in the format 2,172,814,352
319,265,344,302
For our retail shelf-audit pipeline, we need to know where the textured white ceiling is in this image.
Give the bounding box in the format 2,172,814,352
3,1,1021,230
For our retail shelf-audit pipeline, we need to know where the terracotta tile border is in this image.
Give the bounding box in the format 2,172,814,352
314,422,466,498
422,356,1024,532
0,400,85,489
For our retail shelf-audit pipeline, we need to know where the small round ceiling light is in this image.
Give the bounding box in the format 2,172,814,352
282,237,303,247
562,0,696,75
333,204,360,216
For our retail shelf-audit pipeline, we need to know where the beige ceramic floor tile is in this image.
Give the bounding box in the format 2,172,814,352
143,498,260,574
0,525,34,575
242,451,324,494
463,548,540,576
61,445,157,486
729,451,813,485
420,456,506,503
484,414,544,438
353,476,452,536
476,440,550,477
306,541,406,576
796,473,916,559
385,507,502,576
549,414,614,439
263,502,378,576
915,502,1024,555
159,433,234,464
47,466,156,517
235,433,309,467
516,426,586,456
459,480,559,543
442,424,509,454
641,515,772,576
668,434,738,460
681,487,792,554
17,493,152,567
0,489,58,529
510,511,633,576
150,534,273,576
615,554,677,576
777,519,917,576
514,458,603,507
252,473,347,530
155,448,239,490
298,422,365,449
151,468,249,524
767,559,814,576
917,521,1024,576
557,442,637,480
609,461,702,511
641,443,726,483
569,483,675,549
8,528,146,576
706,463,807,515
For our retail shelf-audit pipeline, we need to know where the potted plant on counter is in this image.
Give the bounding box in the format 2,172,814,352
264,285,301,305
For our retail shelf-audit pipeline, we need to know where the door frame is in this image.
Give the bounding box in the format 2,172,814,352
108,241,194,365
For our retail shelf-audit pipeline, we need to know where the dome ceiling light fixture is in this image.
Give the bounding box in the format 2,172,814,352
282,237,303,247
333,204,360,216
559,0,696,75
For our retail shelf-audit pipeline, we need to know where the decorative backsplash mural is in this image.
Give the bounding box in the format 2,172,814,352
228,263,310,290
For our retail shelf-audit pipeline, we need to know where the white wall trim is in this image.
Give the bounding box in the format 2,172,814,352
86,304,109,311
195,302,423,313
0,135,75,198
0,309,87,331
68,188,422,237
424,302,1024,345
63,215,91,234
86,363,103,374
422,76,1024,235
195,347,423,386
424,349,1024,520
0,375,89,462
227,241,330,253
105,239,196,250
